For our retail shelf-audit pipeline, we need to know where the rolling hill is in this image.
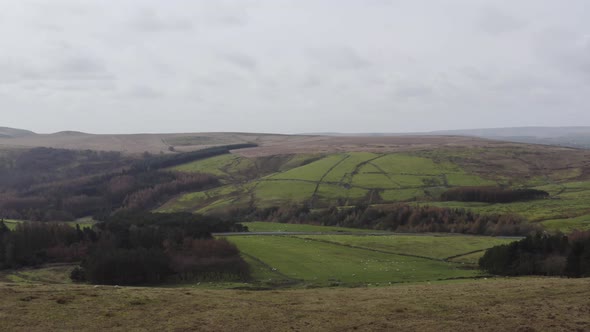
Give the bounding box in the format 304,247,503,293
159,142,590,228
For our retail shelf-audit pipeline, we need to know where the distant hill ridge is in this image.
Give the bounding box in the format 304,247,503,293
304,126,590,149
2,125,590,152
0,127,36,138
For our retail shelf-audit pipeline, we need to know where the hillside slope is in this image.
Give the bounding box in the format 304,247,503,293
160,142,590,225
0,127,36,138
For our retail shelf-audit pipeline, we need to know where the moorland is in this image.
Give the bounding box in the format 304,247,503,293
1,127,589,330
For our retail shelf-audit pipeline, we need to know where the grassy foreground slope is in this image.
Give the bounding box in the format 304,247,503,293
1,278,589,331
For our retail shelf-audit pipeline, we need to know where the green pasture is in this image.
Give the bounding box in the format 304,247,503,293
225,235,482,286
427,181,590,222
316,184,368,201
268,154,345,181
254,180,316,204
294,234,516,261
320,152,379,183
541,214,590,233
163,150,590,222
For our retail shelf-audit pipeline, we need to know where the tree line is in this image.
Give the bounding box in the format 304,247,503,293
479,230,590,277
0,212,250,285
227,203,540,236
441,187,549,203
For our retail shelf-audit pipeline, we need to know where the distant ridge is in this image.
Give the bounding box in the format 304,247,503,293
2,125,590,152
303,127,590,149
0,127,36,138
427,126,590,138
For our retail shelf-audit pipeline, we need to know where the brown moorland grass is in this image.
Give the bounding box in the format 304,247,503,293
0,278,589,331
0,132,309,155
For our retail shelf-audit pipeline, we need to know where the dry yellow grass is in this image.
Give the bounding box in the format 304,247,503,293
1,278,589,331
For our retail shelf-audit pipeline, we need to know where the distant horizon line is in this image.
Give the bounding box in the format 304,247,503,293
3,125,590,136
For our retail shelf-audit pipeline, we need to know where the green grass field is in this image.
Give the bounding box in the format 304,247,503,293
294,234,516,261
171,154,243,177
160,148,590,235
268,154,346,181
427,181,590,223
225,235,482,286
541,214,590,233
163,151,506,212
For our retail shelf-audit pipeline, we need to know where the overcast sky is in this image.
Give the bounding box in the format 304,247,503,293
1,1,589,134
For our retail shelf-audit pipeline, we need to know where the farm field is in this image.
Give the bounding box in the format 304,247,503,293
162,144,590,236
425,180,590,224
163,151,501,212
224,234,501,287
542,214,590,233
1,277,589,331
294,234,516,262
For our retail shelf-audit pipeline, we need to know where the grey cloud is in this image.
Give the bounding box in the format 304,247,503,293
393,83,434,101
0,54,113,86
478,7,525,35
58,56,108,76
121,85,164,99
534,28,590,83
306,47,371,71
221,53,258,71
132,8,193,32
